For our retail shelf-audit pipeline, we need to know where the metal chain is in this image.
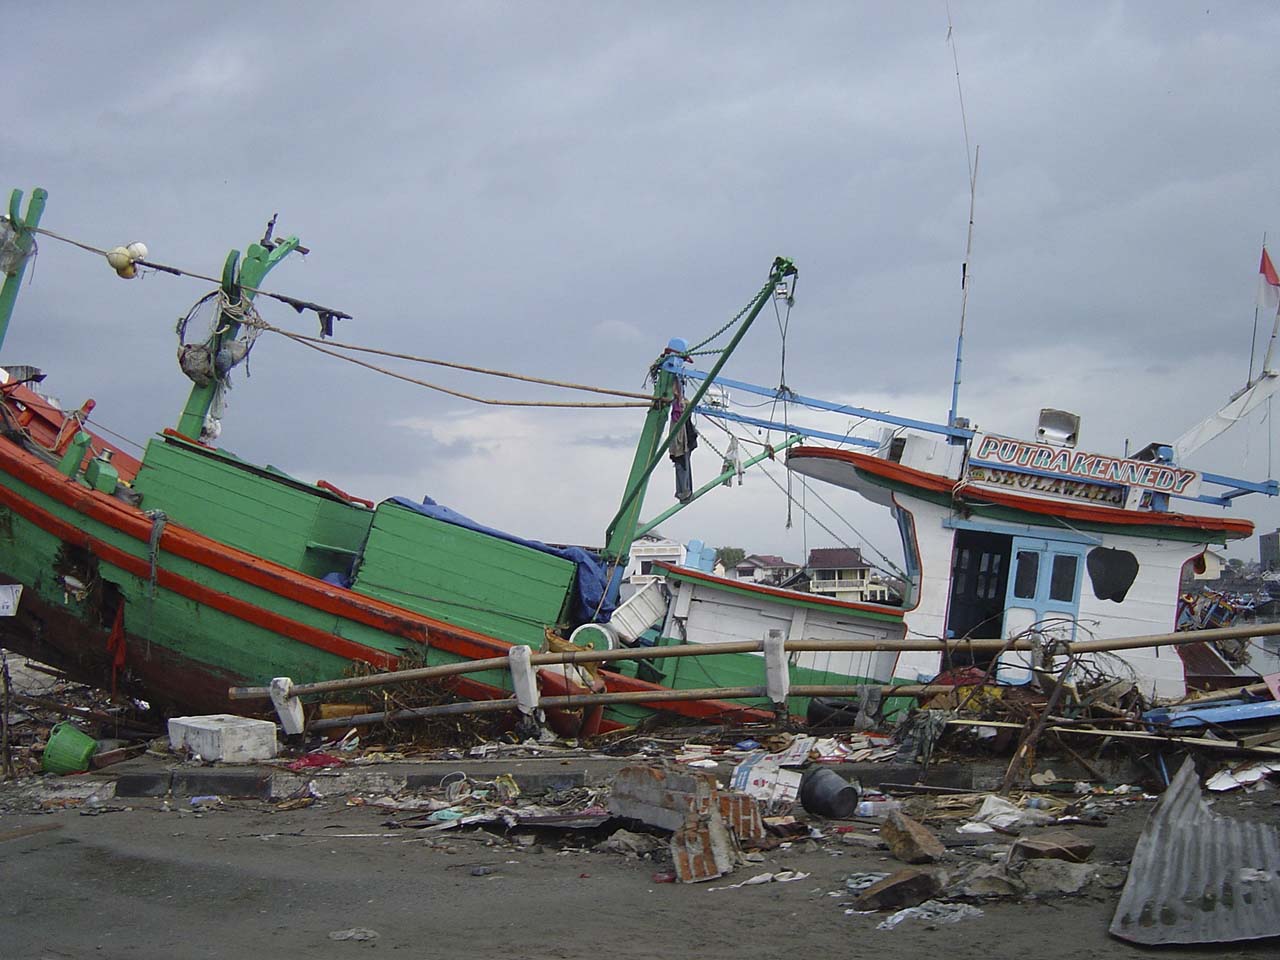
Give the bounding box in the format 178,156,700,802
685,278,775,356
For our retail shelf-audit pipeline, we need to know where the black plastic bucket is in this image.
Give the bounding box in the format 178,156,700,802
798,766,861,819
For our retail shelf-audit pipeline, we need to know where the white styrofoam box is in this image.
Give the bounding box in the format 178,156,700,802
168,714,278,763
609,580,668,641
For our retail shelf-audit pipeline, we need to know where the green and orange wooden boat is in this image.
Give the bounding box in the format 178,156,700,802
0,187,906,733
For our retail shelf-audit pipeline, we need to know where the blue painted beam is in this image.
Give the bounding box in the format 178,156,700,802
1169,493,1235,507
664,359,973,440
1200,471,1279,497
694,406,880,448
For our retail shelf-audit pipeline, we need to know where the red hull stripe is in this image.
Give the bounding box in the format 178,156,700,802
789,446,1254,537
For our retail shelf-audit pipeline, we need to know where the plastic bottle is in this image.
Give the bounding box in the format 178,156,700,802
855,798,902,817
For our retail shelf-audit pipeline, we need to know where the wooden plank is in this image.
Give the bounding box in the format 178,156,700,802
351,503,575,646
370,504,574,587
133,439,322,569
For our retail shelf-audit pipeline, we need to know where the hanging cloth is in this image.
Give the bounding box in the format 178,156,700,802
720,436,744,487
668,379,698,502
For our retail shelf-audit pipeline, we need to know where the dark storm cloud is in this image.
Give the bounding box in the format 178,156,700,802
6,2,1280,556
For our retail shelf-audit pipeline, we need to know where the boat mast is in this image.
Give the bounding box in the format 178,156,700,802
0,188,48,354
175,229,303,441
600,257,797,586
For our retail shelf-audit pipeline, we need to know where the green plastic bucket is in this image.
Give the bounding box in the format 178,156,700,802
42,721,97,775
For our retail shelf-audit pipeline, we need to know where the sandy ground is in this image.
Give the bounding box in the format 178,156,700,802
3,782,1279,960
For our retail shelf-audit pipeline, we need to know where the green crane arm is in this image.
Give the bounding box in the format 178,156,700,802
601,256,796,570
175,234,302,440
0,188,48,354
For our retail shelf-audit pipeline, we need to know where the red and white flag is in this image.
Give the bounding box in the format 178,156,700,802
1260,247,1280,312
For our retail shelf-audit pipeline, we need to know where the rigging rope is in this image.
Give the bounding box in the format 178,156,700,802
796,475,908,580
257,326,653,401
34,220,655,409
698,417,907,583
28,224,351,325
773,293,794,527
280,334,649,408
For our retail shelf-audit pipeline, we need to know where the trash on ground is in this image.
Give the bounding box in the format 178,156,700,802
876,899,984,930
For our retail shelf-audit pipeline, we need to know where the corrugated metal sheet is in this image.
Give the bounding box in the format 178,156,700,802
1110,758,1280,945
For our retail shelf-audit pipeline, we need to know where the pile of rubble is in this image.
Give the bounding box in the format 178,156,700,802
0,652,157,781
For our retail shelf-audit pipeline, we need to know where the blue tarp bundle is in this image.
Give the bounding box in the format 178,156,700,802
388,496,618,625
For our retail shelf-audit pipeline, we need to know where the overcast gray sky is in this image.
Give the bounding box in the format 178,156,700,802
7,2,1280,568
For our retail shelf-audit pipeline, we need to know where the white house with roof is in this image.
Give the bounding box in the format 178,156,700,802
806,547,891,603
733,553,801,584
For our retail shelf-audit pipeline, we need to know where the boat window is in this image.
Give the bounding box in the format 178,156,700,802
976,552,1003,600
952,548,970,597
1013,550,1039,599
1086,547,1139,603
1049,554,1078,602
893,506,921,607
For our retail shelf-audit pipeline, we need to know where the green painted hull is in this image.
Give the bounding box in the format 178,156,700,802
0,428,893,728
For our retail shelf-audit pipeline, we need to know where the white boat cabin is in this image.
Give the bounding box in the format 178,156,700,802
788,426,1254,699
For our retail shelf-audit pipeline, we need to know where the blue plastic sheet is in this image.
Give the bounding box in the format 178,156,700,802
388,496,617,625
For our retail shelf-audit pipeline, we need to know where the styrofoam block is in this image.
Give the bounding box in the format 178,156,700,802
168,714,278,763
609,580,667,640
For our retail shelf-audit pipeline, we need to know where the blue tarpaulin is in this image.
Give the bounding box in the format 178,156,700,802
388,496,618,625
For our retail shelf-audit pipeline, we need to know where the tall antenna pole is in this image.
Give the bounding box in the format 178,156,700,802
949,147,979,433
946,4,977,434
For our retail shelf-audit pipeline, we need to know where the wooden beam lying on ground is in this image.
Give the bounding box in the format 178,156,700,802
946,719,1280,756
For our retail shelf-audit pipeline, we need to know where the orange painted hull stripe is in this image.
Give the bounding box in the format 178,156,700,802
790,446,1254,537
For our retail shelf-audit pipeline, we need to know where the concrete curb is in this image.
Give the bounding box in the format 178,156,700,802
103,757,623,800
95,755,1008,801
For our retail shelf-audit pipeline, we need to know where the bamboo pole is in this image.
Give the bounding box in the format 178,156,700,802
947,719,1280,757
228,618,1280,702
1178,680,1272,705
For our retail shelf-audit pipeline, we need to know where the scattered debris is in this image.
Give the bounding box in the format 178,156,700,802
1014,858,1095,896
328,928,380,942
1111,758,1280,946
607,764,763,882
876,899,984,930
168,715,277,763
798,766,860,819
1007,831,1095,865
594,828,663,858
881,810,945,864
959,863,1025,898
708,870,810,892
1206,760,1280,792
852,867,943,911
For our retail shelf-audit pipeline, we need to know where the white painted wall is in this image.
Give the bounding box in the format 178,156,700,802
663,577,903,684
891,492,1206,698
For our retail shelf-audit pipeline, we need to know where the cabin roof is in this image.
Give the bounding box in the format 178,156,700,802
807,547,866,570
